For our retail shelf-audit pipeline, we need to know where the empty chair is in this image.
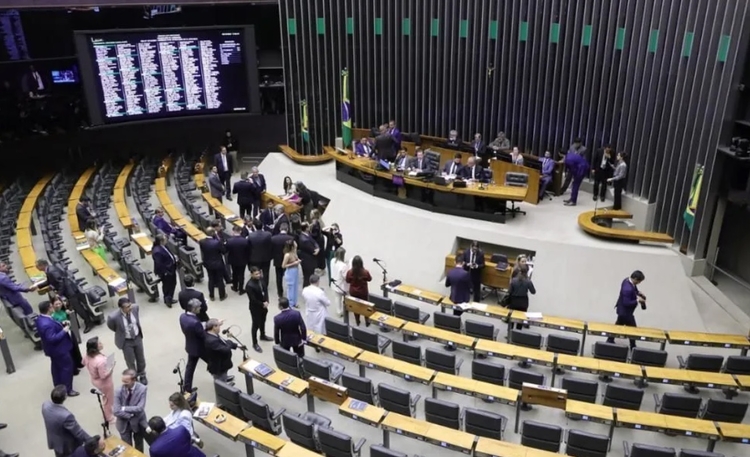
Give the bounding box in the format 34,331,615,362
592,342,629,363
239,393,284,435
465,319,499,340
472,359,505,386
325,317,351,343
653,393,701,418
425,348,463,375
351,326,391,354
562,377,599,404
304,357,345,382
602,384,644,410
678,450,724,457
368,293,393,314
630,347,668,367
677,354,724,372
433,311,462,333
282,411,332,452
699,398,748,423
547,334,581,356
508,367,545,390
511,329,543,349
341,372,378,404
723,355,750,375
318,427,366,457
391,340,422,365
565,429,610,457
273,345,305,378
424,397,460,429
462,407,507,440
521,420,562,452
370,444,407,457
394,301,430,324
378,383,420,417
214,379,243,419
624,442,676,457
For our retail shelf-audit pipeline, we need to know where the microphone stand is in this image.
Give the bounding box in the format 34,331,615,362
331,280,349,325
93,390,110,438
373,259,388,297
224,328,249,361
173,360,186,394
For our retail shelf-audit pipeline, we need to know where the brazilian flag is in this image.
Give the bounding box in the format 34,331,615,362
684,165,704,231
341,69,352,147
300,100,309,142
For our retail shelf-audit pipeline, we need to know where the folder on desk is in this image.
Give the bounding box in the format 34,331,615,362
254,363,275,377
348,400,367,411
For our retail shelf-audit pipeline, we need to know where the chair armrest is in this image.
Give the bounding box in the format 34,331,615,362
455,358,464,374
676,355,687,369
652,393,661,412
353,438,366,453
410,394,421,407
271,407,286,421
622,441,630,457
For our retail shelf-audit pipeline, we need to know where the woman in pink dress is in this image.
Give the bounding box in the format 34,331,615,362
83,336,115,423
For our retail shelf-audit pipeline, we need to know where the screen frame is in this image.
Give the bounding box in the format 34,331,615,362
74,25,260,127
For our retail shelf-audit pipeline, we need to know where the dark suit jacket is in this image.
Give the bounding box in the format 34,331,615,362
70,444,95,457
214,152,234,174
249,174,267,199
394,154,410,170
274,309,307,347
462,248,486,270
248,230,273,264
374,133,396,160
75,202,93,232
460,164,484,181
204,332,237,375
222,135,239,152
179,312,205,357
445,266,472,304
409,156,432,172
153,214,176,236
37,315,73,358
272,213,292,235
232,180,254,206
259,208,274,231
592,148,614,176
271,233,294,267
355,142,374,157
443,161,463,176
208,173,224,199
470,140,486,157
297,233,319,268
199,237,226,271
150,426,206,457
152,245,176,277
42,400,91,456
178,288,209,322
226,236,249,267
38,264,71,297
324,230,343,256
245,278,268,311
615,278,640,316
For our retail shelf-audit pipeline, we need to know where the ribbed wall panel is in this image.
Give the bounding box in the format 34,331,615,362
280,0,750,256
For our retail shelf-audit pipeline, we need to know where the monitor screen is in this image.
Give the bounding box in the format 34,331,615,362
75,26,259,125
51,65,79,84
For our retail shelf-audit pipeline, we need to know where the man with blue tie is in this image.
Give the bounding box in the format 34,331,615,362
538,151,556,200
180,299,206,393
214,146,234,200
37,300,79,396
355,137,374,157
443,153,463,176
274,297,307,357
445,258,472,316
388,119,402,150
152,234,178,307
147,416,207,457
0,261,37,315
606,270,647,348
226,225,249,294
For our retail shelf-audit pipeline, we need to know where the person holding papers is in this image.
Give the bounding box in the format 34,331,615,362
443,152,463,176
83,337,115,423
507,266,536,329
445,258,472,316
462,242,485,302
461,157,483,182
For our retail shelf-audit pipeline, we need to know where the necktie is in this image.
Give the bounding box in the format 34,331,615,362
126,388,133,405
472,167,475,180
125,313,132,325
450,164,455,175
470,251,474,266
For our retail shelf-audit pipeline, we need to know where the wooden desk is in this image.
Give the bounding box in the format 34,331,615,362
384,283,450,306
239,359,309,398
663,416,720,440
735,375,750,391
130,232,153,257
402,321,477,350
194,404,248,440
666,330,750,355
343,295,377,318
277,442,323,457
369,311,407,332
380,412,475,454
17,212,31,231
261,191,300,215
616,408,667,433
155,178,206,242
238,426,287,455
445,254,510,291
716,422,750,444
81,249,108,272
474,437,538,457
201,192,243,228
555,354,600,374
587,322,667,347
279,144,333,164
508,311,586,334
489,158,541,205
596,359,644,380
16,229,32,248
578,210,674,244
565,399,614,424
474,339,555,367
308,376,348,405
306,331,363,361
431,372,518,405
462,302,511,321
104,436,146,457
338,396,388,426
355,350,436,384
644,366,737,390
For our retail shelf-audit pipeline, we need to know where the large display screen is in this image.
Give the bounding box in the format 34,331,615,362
75,26,259,125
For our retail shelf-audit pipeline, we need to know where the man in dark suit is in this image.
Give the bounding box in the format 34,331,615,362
113,369,148,452
471,133,486,162
207,166,224,208
297,223,320,288
248,166,267,217
152,234,178,307
0,260,37,315
445,258,472,316
246,266,272,352
443,152,463,176
70,435,103,457
199,228,227,301
443,129,462,149
204,318,241,383
274,297,307,357
354,137,374,157
37,301,78,396
460,157,484,182
179,299,206,393
226,225,249,293
177,274,209,322
232,171,254,219
394,148,410,171
271,222,294,297
607,270,647,348
462,241,485,302
147,416,206,457
36,259,96,333
592,145,614,202
272,205,291,235
374,124,396,161
152,208,187,245
75,197,95,233
259,201,275,231
408,149,431,172
214,146,234,200
247,220,273,289
42,385,90,457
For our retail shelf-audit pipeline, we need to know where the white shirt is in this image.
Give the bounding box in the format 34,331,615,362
448,163,457,175
164,409,194,436
221,153,228,171
121,311,140,339
33,71,44,90
331,260,350,295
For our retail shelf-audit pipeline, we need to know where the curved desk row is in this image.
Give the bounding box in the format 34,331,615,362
114,161,135,233
578,210,674,244
17,174,54,285
154,176,206,243
279,144,333,164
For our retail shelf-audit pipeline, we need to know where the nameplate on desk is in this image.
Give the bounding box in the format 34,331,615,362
640,336,646,340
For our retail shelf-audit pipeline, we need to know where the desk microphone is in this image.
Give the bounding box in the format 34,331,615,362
172,363,180,374
373,258,383,262
90,388,103,395
222,328,232,336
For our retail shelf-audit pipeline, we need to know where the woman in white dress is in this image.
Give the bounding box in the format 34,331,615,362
163,392,202,447
330,247,349,316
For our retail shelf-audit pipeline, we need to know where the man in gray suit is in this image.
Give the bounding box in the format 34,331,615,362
113,369,148,452
208,166,225,202
42,385,91,457
106,297,148,385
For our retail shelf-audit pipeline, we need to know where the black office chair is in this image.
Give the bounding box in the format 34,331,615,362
370,444,408,457
325,317,351,343
282,411,332,452
341,372,378,404
378,383,420,417
239,392,285,435
318,427,366,457
434,311,462,333
472,359,505,386
391,340,422,366
592,342,629,362
394,301,430,324
678,450,724,457
273,345,305,378
511,329,543,349
509,368,545,410
677,354,724,372
564,429,610,457
630,347,668,367
424,348,463,375
653,393,701,418
723,355,750,375
368,293,394,314
462,407,507,440
465,319,499,340
546,334,581,356
504,172,528,217
351,326,391,354
303,357,345,383
424,397,460,429
623,442,676,457
520,420,562,452
602,384,644,410
562,377,599,404
214,379,243,419
699,398,748,423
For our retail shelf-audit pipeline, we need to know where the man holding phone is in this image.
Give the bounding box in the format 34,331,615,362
36,300,79,396
606,270,646,349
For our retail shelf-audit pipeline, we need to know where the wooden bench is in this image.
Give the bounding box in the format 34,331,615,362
17,174,54,287
578,210,674,244
279,144,333,164
114,162,135,232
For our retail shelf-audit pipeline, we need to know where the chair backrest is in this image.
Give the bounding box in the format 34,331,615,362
463,407,506,440
505,172,529,187
325,317,351,343
303,357,331,380
214,379,242,418
678,450,725,457
282,413,318,451
351,326,379,352
724,355,750,375
378,383,414,416
425,348,457,374
520,420,562,452
565,429,610,457
464,319,496,340
657,393,702,418
367,293,393,314
490,253,508,270
433,312,462,333
593,342,629,363
341,372,375,404
318,427,355,457
561,377,598,404
394,301,420,322
630,347,668,367
370,444,407,457
392,340,422,365
472,359,505,386
685,354,724,372
423,397,460,429
701,398,749,423
602,384,644,410
273,345,304,378
508,367,545,389
546,334,581,356
511,329,543,349
239,393,275,434
630,443,676,457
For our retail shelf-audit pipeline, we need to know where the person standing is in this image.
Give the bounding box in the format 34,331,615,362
330,247,349,316
223,129,239,157
248,166,267,217
0,260,37,315
204,319,240,383
563,150,590,207
148,415,206,457
445,258,472,316
606,270,647,348
113,369,148,452
177,274,209,322
232,172,254,219
84,221,106,260
323,224,343,281
214,146,234,200
345,256,372,326
558,138,587,195
298,223,320,287
246,266,272,352
608,152,628,210
180,299,206,393
199,227,227,301
462,242,485,303
281,240,301,308
106,297,147,385
163,392,200,447
271,223,294,297
226,225,249,294
247,219,273,289
37,300,79,396
507,266,536,329
592,146,614,202
152,234,178,307
302,274,330,335
50,296,83,373
207,166,225,207
83,337,115,424
36,259,95,333
274,297,307,357
42,385,91,457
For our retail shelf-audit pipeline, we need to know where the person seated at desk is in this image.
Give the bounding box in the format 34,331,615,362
443,130,462,149
147,416,207,457
489,131,511,152
510,147,524,166
394,148,410,171
70,435,104,457
538,151,556,200
443,152,463,176
460,157,484,182
408,149,433,173
354,137,374,158
153,208,188,245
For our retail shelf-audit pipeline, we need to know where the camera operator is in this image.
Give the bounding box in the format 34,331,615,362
606,270,646,349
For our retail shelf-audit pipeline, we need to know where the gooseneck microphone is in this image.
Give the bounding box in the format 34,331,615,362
90,388,103,395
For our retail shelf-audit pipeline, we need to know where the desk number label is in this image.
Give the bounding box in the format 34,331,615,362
560,326,565,330
640,336,646,340
488,396,494,401
251,441,257,447
404,375,411,380
684,341,690,345
414,332,419,336
685,431,692,436
396,429,402,435
742,438,748,443
368,363,374,368
582,415,589,420
485,312,490,317
447,386,452,391
707,383,714,388
440,442,447,447
523,320,528,324
488,352,494,356
614,373,620,377
333,351,338,356
571,367,577,371
663,379,669,383
635,424,642,429
601,332,607,336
